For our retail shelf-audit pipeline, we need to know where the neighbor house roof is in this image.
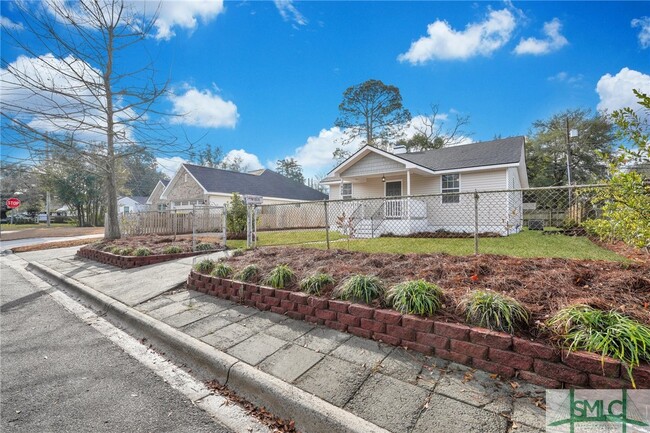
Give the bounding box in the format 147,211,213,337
399,136,524,171
182,164,327,201
118,196,149,205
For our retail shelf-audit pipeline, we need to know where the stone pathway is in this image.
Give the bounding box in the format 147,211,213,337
137,289,547,433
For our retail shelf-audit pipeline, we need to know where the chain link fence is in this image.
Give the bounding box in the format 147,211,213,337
248,185,607,252
117,204,226,250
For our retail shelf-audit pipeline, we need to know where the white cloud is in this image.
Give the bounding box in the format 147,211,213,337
514,18,568,55
1,15,24,30
632,17,650,49
274,0,307,26
397,8,516,63
548,71,583,85
0,53,132,142
222,149,264,171
596,68,650,113
43,0,224,41
150,0,225,40
156,156,187,178
169,86,238,128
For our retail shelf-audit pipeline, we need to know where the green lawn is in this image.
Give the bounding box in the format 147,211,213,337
226,229,345,250
229,229,626,262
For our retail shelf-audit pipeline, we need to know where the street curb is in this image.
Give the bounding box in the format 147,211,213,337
27,261,390,433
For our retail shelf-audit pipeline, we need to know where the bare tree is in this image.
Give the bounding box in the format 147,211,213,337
1,0,177,239
399,104,472,152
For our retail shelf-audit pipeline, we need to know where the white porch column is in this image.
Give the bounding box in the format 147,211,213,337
406,170,411,220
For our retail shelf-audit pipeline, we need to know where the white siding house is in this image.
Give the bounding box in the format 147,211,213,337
117,196,149,215
321,136,529,237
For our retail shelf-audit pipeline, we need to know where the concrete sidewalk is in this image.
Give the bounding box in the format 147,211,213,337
14,247,546,433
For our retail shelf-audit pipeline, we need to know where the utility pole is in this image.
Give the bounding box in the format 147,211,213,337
46,191,51,227
565,117,572,188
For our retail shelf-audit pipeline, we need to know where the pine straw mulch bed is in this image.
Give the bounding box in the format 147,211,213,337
88,235,224,255
224,247,650,333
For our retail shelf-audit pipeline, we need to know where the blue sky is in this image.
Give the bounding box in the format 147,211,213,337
1,1,649,180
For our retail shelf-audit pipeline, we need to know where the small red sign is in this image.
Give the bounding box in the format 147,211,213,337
6,197,21,209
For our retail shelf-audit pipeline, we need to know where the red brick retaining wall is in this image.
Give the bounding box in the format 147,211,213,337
77,247,218,269
187,270,649,389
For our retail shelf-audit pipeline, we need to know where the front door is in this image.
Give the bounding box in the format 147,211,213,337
385,181,401,197
385,181,402,218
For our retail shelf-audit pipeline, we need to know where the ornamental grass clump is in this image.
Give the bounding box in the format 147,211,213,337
230,248,245,257
547,304,650,388
211,263,233,278
236,264,260,282
300,273,335,295
461,290,529,334
387,280,443,316
163,245,183,254
110,246,122,254
193,259,216,274
195,243,215,251
264,264,296,289
133,247,151,257
337,275,384,304
119,247,134,256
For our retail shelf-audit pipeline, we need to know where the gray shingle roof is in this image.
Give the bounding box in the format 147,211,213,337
131,196,150,205
399,136,524,171
183,164,327,201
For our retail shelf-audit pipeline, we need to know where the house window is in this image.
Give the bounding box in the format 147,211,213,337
341,183,352,200
123,206,130,213
441,174,460,203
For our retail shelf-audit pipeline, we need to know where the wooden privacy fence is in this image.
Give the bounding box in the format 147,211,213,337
118,207,225,237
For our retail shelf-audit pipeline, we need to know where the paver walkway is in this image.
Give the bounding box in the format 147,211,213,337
16,247,547,433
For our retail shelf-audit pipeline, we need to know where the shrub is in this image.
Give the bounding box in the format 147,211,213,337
336,275,384,304
226,193,247,238
264,264,296,289
119,247,134,256
133,247,151,257
387,280,443,316
547,305,650,388
211,263,233,278
195,243,216,251
230,248,245,257
461,290,529,334
110,246,122,254
236,264,260,282
300,273,335,295
582,172,650,249
193,259,216,274
163,245,183,254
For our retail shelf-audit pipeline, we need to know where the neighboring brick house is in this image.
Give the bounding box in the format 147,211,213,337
146,179,170,211
152,164,327,211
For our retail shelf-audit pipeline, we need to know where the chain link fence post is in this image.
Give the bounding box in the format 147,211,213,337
222,206,227,249
324,200,330,250
192,204,196,252
474,190,479,255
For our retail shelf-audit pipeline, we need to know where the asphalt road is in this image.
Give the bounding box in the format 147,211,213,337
0,234,102,251
0,261,232,433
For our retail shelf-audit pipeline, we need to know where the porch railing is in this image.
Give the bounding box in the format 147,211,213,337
385,199,403,218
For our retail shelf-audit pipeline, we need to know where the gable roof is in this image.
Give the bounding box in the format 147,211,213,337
399,136,524,171
323,136,525,183
182,164,327,201
119,196,149,205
